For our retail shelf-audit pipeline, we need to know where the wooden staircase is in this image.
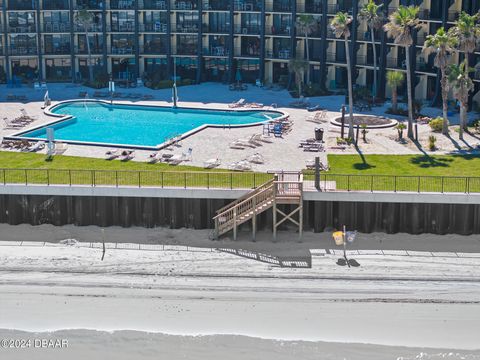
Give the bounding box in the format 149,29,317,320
213,172,303,240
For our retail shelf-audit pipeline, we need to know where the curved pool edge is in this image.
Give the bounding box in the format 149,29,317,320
5,99,289,150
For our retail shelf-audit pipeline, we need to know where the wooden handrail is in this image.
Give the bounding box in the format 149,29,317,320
215,179,275,214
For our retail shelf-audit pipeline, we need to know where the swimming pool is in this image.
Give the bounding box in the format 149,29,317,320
14,101,285,149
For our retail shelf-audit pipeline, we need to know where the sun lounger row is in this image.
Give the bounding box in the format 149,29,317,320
92,91,154,100
1,139,45,152
6,94,27,101
228,98,264,109
299,138,325,152
229,134,273,150
3,110,37,130
105,149,135,161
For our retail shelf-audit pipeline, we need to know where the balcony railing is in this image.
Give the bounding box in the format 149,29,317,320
173,1,198,10
265,26,292,36
74,1,103,10
234,1,261,12
111,46,135,54
265,49,291,59
203,24,230,33
235,46,260,57
386,57,405,69
174,45,198,55
109,22,135,32
204,0,230,11
44,22,71,33
8,25,37,34
304,1,323,13
9,47,38,55
234,25,261,35
43,0,70,10
110,0,135,9
44,45,72,55
8,0,36,10
203,46,229,56
172,23,199,33
140,23,168,32
74,24,103,32
141,0,167,10
142,45,167,54
75,45,103,54
356,54,374,66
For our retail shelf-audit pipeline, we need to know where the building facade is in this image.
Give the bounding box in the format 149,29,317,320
0,0,480,101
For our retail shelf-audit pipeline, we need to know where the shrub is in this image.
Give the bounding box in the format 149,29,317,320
304,83,329,97
386,107,408,116
395,122,406,140
429,117,443,132
428,135,437,151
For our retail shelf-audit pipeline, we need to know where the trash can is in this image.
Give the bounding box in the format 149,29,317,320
315,128,324,141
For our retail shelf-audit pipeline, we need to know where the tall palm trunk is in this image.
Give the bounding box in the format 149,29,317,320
344,34,354,140
85,29,93,82
370,27,378,105
459,101,465,140
440,66,449,135
305,33,310,84
463,54,470,131
405,45,414,139
392,87,398,111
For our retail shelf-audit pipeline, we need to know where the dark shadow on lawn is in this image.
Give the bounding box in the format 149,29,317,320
352,144,376,171
410,155,453,168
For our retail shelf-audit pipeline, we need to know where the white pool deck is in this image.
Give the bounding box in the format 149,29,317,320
1,82,479,172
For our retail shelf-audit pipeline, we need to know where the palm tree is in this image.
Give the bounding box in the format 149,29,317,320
296,14,317,84
288,58,309,97
358,0,384,104
384,5,421,139
75,9,95,83
423,27,457,135
386,70,405,112
448,11,480,131
448,61,474,140
331,12,354,139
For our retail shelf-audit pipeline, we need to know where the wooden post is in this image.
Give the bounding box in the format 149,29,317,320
272,180,277,241
299,182,303,242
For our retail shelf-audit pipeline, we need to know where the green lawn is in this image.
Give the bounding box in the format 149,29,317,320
327,154,480,177
0,152,272,189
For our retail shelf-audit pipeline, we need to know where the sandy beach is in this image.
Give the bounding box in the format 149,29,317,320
0,224,479,359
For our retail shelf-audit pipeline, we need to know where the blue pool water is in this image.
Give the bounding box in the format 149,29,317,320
19,102,283,148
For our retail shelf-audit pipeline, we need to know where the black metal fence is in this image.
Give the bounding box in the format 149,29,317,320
1,169,480,194
306,173,480,194
0,169,273,190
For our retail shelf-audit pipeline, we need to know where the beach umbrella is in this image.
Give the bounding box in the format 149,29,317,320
43,90,51,107
235,69,242,83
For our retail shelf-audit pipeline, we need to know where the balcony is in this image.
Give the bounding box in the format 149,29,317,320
234,1,261,12
235,25,261,35
448,10,459,22
111,46,135,55
173,1,198,10
142,44,167,54
326,52,345,63
43,0,70,10
75,0,103,9
416,59,435,73
172,23,199,33
140,23,167,32
204,24,230,33
266,49,291,59
74,23,103,32
141,0,167,9
9,47,38,55
75,45,103,54
44,44,71,55
203,46,229,56
109,22,135,32
266,1,291,12
110,0,135,9
235,46,260,57
174,44,198,55
386,57,405,69
8,25,37,34
265,25,292,36
44,22,71,33
8,0,36,10
204,0,230,11
356,54,374,66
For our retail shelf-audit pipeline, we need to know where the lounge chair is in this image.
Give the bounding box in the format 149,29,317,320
247,153,264,164
119,150,135,161
147,152,161,163
27,141,45,152
273,123,283,137
203,158,221,169
230,139,256,148
228,98,246,108
167,153,187,165
238,134,262,147
252,134,273,143
105,149,122,160
228,160,251,171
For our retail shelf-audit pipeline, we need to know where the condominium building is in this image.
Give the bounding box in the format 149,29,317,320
1,0,480,101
